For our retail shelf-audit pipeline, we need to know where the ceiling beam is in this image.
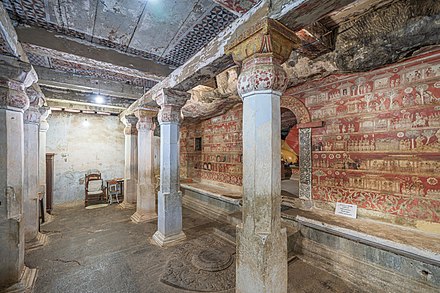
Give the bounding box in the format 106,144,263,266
15,26,173,80
41,86,131,112
46,99,123,115
35,65,145,100
0,3,28,61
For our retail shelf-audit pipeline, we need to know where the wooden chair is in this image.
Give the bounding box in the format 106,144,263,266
85,171,107,207
107,179,121,204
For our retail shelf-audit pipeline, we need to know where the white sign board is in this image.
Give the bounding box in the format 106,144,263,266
335,202,357,219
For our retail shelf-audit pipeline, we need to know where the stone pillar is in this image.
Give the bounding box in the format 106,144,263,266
38,106,50,216
23,87,47,249
131,109,158,223
226,18,300,293
119,114,138,209
0,56,38,291
152,88,190,247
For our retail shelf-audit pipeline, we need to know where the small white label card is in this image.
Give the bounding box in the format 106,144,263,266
335,202,357,219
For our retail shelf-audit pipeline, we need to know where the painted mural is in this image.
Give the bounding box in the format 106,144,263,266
180,104,243,186
286,50,440,223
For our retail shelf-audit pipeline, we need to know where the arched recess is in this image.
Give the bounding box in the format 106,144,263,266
280,96,312,201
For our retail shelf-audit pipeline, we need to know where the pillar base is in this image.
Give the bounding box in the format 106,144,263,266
1,266,38,293
236,224,288,293
25,232,48,251
131,211,157,223
118,201,136,209
152,230,186,247
41,212,54,225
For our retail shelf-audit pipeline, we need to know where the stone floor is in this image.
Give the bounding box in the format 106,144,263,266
26,204,358,293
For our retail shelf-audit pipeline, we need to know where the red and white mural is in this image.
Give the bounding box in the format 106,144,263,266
286,50,440,223
180,105,243,186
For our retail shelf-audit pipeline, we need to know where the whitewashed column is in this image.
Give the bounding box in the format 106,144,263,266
23,86,47,249
131,109,158,223
0,56,38,291
226,18,300,293
152,88,190,247
120,114,138,209
38,106,50,216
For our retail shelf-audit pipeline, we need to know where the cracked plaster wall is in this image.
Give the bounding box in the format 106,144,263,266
46,112,125,204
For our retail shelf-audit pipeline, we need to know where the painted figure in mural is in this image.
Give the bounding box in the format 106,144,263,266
413,113,427,127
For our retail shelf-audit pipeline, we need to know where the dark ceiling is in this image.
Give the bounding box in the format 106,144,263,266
2,0,241,67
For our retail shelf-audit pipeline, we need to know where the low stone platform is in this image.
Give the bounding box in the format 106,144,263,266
181,181,242,224
282,207,440,292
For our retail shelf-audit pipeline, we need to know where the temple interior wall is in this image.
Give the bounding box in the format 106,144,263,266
180,50,440,231
46,112,125,204
293,50,440,228
180,104,243,187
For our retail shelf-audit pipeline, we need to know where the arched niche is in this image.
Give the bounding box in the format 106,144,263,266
280,96,313,201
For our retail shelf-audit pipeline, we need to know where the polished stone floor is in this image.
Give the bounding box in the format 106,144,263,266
26,204,358,293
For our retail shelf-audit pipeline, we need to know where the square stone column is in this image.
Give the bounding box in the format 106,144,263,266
152,88,190,247
226,18,300,293
23,86,47,249
38,106,50,216
131,109,158,223
119,114,138,209
0,56,38,292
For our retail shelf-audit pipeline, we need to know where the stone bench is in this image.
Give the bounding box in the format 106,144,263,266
281,207,440,292
181,180,242,225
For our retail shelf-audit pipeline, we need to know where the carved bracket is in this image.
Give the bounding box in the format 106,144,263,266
226,18,301,64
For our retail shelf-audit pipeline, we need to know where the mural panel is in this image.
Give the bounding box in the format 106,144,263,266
180,105,243,186
286,50,440,223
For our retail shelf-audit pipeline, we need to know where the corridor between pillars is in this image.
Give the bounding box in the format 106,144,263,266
131,109,158,223
152,88,190,247
120,114,138,209
23,86,47,249
0,56,38,291
226,18,301,293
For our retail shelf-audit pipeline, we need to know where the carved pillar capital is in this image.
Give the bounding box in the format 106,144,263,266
123,114,138,135
26,86,45,107
39,105,51,120
0,80,30,111
135,109,157,132
0,56,38,112
153,88,191,125
24,106,41,125
39,106,51,132
237,54,288,98
226,18,300,99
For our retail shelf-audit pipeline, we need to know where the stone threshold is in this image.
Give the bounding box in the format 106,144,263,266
282,207,440,266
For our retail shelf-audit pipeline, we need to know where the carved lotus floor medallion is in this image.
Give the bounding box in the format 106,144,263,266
192,248,233,272
160,235,235,292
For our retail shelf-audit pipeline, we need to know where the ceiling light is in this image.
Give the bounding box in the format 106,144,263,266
94,95,105,104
